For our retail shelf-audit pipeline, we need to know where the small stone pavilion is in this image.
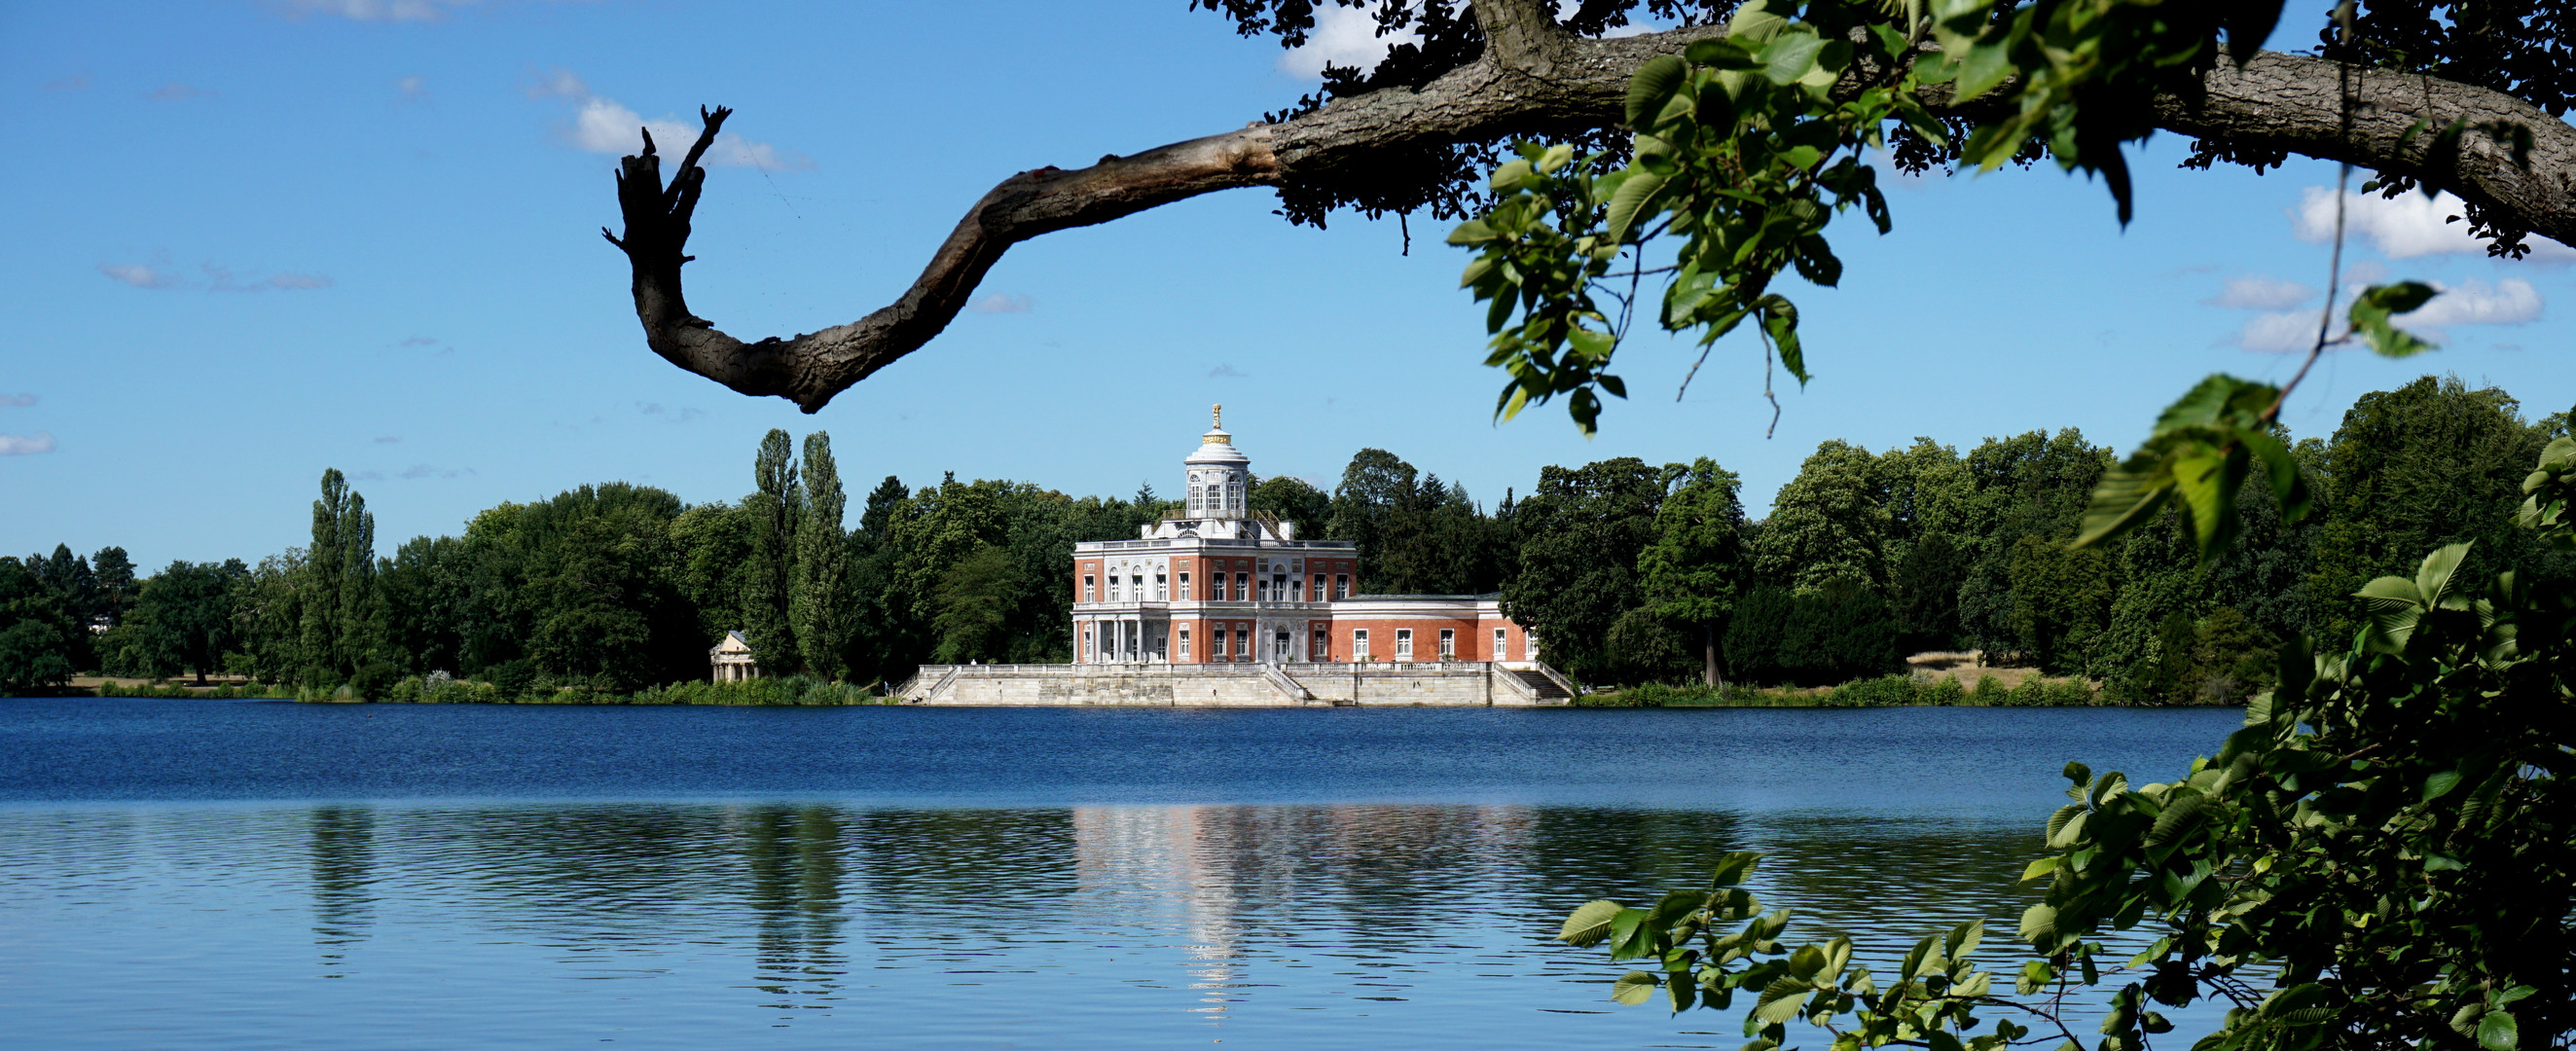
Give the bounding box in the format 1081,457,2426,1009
708,631,758,682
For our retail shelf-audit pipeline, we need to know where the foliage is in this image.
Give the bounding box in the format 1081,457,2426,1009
1565,435,2576,1051
119,559,250,683
1640,457,1751,684
1723,582,1900,687
1250,474,1331,540
1328,448,1508,595
791,431,855,681
0,556,82,693
744,428,804,674
1503,456,1668,680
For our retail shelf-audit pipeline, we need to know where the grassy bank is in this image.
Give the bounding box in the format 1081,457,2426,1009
18,675,890,705
1576,672,2230,707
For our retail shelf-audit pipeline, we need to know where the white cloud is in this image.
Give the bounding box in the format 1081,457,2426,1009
396,75,427,98
99,264,180,289
44,73,88,91
1209,364,1251,379
531,69,807,168
397,463,463,479
2206,273,2315,310
2236,310,2321,353
968,292,1032,314
1279,5,1421,78
2234,277,2541,350
2293,186,2576,261
0,394,36,408
0,432,57,455
375,435,401,444
2410,277,2544,328
147,83,213,101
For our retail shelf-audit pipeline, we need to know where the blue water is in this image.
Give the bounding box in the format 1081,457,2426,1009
0,700,2244,1050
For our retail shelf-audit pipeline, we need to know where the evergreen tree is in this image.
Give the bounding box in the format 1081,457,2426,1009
791,431,853,681
91,546,136,625
743,429,803,674
298,469,377,680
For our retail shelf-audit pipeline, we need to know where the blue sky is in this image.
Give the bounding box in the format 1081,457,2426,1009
3,0,2569,571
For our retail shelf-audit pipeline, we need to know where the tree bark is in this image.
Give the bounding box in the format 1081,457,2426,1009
604,0,2576,412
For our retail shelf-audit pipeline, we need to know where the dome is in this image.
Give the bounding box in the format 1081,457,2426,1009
1183,404,1250,467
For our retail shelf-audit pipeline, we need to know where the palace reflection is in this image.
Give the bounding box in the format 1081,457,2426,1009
272,801,2052,1024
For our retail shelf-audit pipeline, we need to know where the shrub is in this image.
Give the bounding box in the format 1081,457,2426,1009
1970,673,2008,705
484,659,537,699
347,662,399,702
2007,674,2049,707
1919,675,1965,707
1828,673,1917,707
1724,582,1903,687
2044,677,2096,706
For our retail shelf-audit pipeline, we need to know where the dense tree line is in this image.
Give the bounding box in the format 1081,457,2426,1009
1,376,2560,698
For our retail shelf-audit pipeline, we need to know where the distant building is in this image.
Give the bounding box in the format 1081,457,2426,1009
709,631,758,682
1070,406,1535,667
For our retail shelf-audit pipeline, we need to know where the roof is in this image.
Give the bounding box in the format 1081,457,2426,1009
708,631,754,655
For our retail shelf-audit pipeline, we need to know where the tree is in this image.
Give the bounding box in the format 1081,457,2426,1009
1502,456,1664,682
300,468,380,681
127,560,249,684
0,557,79,693
930,544,1021,664
791,431,854,681
743,428,804,674
1751,440,1890,595
2306,376,2561,643
90,546,136,625
1328,449,1419,592
1639,458,1748,685
598,1,2575,418
1249,475,1330,539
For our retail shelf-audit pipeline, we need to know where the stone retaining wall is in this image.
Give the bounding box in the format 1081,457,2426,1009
900,662,1568,707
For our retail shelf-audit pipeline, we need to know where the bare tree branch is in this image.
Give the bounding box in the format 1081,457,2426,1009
605,6,2576,412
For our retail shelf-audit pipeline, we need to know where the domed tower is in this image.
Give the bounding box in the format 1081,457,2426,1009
1184,404,1251,521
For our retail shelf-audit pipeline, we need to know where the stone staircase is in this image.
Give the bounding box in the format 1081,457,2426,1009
1507,668,1572,701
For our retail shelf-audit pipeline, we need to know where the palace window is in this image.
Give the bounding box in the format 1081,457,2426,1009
1495,628,1508,661
1352,629,1369,661
1082,627,1093,661
1211,573,1225,601
1235,572,1249,600
1228,481,1242,509
1179,627,1190,659
1396,629,1414,660
1178,571,1190,599
1212,628,1226,658
1108,574,1121,601
1234,626,1249,659
1084,574,1096,602
1439,629,1455,660
1311,574,1324,600
1334,574,1349,599
1311,629,1327,661
1155,571,1167,600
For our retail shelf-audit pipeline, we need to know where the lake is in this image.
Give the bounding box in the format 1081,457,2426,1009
0,700,2244,1050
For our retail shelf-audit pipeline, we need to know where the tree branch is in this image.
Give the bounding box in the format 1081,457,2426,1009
608,27,2576,412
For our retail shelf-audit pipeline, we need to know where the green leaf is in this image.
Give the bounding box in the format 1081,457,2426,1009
2019,902,2058,945
2146,788,2207,847
2423,770,2463,801
1627,54,1691,128
1606,171,1670,243
1727,0,1787,43
2414,542,2474,608
1786,944,1828,977
1613,970,1661,1006
2348,282,2441,358
2477,1010,2518,1051
1759,32,1826,86
1711,851,1762,887
1753,978,1814,1025
1562,898,1624,947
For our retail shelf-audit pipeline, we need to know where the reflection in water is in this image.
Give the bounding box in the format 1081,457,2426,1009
0,802,2167,1050
308,806,374,975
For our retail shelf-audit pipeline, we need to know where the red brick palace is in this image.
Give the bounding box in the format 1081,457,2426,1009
1071,408,1536,667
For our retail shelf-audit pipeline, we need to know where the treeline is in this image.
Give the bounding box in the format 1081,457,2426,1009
1,376,2560,703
